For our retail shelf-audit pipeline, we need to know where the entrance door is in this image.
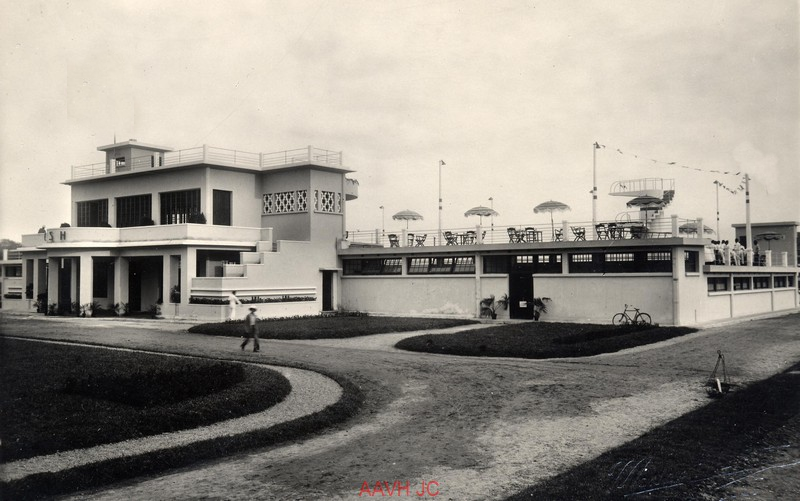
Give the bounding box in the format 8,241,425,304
322,271,334,311
509,273,534,320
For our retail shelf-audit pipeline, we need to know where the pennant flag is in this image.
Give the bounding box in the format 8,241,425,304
439,160,446,166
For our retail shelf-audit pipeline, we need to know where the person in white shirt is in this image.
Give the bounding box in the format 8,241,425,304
227,290,242,321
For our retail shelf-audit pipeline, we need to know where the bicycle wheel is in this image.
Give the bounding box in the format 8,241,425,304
612,313,628,326
635,312,652,326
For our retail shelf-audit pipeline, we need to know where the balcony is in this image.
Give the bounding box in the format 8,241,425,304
69,145,346,181
21,225,269,248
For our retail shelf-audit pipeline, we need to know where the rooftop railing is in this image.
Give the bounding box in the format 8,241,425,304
346,216,705,248
71,145,343,180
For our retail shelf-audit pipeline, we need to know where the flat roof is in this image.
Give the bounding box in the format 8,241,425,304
97,140,173,152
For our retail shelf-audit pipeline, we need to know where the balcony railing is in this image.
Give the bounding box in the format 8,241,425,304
71,145,343,180
346,217,705,248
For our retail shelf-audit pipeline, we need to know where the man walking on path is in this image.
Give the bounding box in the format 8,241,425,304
241,307,260,352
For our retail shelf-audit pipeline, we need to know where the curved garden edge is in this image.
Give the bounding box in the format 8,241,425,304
0,341,365,501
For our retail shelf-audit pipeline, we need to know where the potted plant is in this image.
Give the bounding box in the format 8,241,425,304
480,293,509,319
532,297,551,321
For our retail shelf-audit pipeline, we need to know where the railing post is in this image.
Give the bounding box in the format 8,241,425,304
764,250,772,267
671,215,678,237
375,229,381,245
696,217,703,238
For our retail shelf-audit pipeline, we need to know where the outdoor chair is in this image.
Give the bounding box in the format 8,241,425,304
407,233,415,247
595,224,608,240
570,226,586,241
629,226,646,239
525,227,539,242
607,222,619,239
554,229,564,241
388,234,400,247
507,227,518,243
415,234,427,246
444,231,458,245
463,231,476,244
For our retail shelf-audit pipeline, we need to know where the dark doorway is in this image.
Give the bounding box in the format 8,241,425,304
57,258,73,309
509,273,534,320
128,257,163,313
322,271,334,311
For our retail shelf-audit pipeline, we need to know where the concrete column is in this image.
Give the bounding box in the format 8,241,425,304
401,229,408,247
70,258,79,304
163,256,172,305
696,218,703,238
113,257,129,307
764,250,772,267
79,255,93,306
671,215,678,237
47,258,59,307
181,248,196,305
30,259,39,298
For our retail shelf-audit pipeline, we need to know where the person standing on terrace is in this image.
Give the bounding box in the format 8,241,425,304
227,291,242,321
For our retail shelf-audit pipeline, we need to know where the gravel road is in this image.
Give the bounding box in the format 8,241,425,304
1,312,798,500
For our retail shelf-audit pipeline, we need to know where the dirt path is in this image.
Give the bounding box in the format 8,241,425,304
2,313,799,500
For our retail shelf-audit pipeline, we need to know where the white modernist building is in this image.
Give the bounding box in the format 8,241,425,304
4,140,798,325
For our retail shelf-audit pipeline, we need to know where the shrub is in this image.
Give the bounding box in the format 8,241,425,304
189,295,316,304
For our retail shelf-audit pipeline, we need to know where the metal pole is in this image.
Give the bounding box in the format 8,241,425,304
489,197,494,237
745,173,752,252
380,206,385,235
592,142,599,238
438,160,444,245
714,181,720,237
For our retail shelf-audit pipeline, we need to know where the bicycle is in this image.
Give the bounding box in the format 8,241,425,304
612,304,652,326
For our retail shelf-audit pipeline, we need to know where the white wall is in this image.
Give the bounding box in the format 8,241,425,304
531,274,674,325
341,276,478,316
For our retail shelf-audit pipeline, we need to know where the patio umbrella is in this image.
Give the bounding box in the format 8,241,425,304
392,209,424,229
464,205,499,225
678,222,716,236
755,232,785,250
533,200,571,238
626,196,665,229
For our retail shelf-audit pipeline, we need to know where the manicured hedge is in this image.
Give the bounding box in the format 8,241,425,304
395,322,697,358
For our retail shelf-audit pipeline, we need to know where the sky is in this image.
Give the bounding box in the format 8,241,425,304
1,0,798,241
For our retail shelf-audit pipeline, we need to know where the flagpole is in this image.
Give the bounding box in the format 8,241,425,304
438,160,444,245
592,142,599,239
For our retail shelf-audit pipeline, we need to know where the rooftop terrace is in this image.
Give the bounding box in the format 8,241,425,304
69,145,345,181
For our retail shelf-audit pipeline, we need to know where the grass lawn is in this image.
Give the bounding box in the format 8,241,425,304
396,322,697,358
0,338,291,462
507,361,800,500
188,314,479,339
0,337,364,500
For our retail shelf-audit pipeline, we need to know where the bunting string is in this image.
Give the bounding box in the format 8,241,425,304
594,142,746,194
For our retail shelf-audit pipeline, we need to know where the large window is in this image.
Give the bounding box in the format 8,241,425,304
4,265,22,277
684,251,699,273
752,276,771,289
343,258,402,275
707,277,729,292
77,199,109,227
408,256,475,274
116,194,152,227
733,277,751,290
161,189,201,224
213,190,232,226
